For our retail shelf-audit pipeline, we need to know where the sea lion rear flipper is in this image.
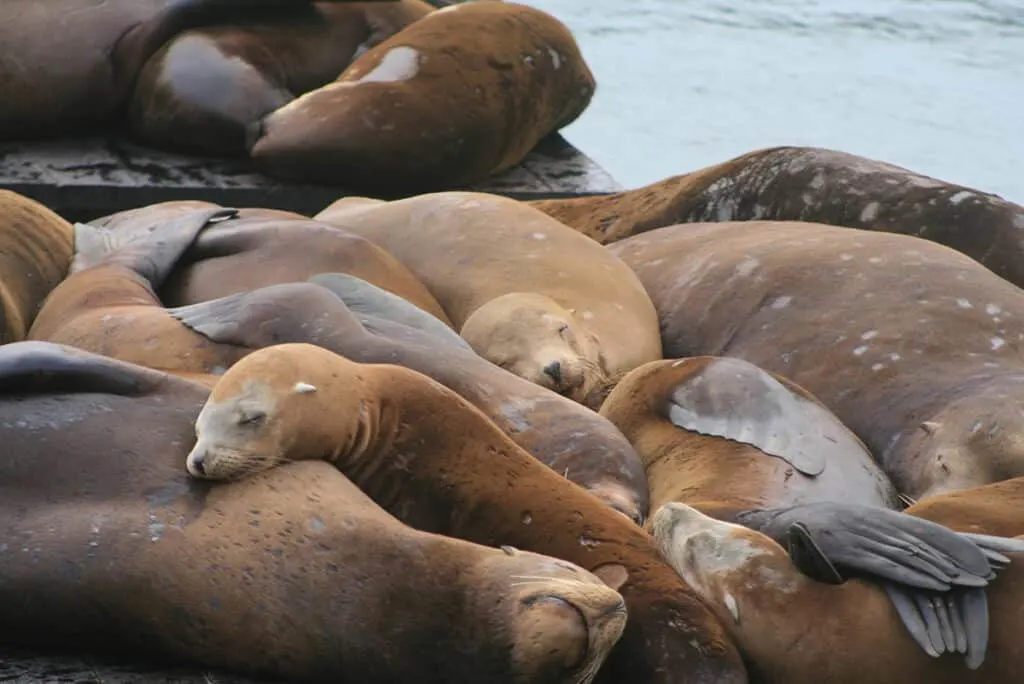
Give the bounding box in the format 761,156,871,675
883,583,941,658
667,357,837,476
0,341,174,395
73,222,118,262
957,531,1024,566
736,502,993,591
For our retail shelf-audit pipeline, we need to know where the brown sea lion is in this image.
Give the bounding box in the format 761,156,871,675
170,281,651,522
29,207,250,375
128,0,434,156
250,2,595,194
528,147,1024,285
85,202,451,323
610,220,1024,501
905,477,1024,539
183,341,748,684
602,356,1017,665
0,0,383,140
0,190,76,343
0,340,628,684
652,498,1024,683
316,192,662,408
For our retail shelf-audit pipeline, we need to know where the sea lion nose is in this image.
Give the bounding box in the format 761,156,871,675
543,361,563,384
187,450,206,477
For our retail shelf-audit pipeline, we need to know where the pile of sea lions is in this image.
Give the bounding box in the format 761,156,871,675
5,2,1024,684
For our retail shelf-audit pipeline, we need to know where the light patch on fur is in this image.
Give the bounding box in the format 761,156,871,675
356,46,420,84
293,382,317,394
724,592,741,624
859,201,880,222
949,191,973,205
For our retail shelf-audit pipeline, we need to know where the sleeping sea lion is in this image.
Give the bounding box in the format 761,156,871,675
316,191,662,408
0,340,627,683
0,190,76,343
250,2,595,193
183,341,749,684
611,220,1024,501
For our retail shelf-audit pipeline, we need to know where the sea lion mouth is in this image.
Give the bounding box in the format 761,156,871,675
185,442,273,481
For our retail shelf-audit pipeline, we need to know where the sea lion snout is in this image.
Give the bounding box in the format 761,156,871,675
186,448,207,477
543,360,563,384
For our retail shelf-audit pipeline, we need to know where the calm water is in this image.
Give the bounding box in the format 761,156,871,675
527,0,1024,203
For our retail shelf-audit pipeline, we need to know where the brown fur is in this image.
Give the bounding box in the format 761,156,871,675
187,343,748,684
529,148,1024,288
250,2,595,194
600,357,897,524
128,0,434,156
611,220,1024,501
316,191,661,408
654,489,1024,684
0,341,625,683
905,477,1024,538
0,190,75,343
91,202,451,322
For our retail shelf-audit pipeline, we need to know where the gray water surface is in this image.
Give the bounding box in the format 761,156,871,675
529,0,1024,203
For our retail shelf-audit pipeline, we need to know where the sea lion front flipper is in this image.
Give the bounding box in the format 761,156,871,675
0,340,175,395
736,502,993,591
667,357,846,477
784,522,844,584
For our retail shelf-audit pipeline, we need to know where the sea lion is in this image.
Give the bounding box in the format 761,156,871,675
0,340,628,684
904,477,1024,539
528,148,1024,284
652,500,1024,683
128,0,434,156
183,341,749,684
0,190,76,343
315,191,662,408
308,272,472,350
250,2,595,194
0,0,381,140
170,281,651,522
601,356,1016,664
610,220,1024,501
84,202,451,323
29,207,251,375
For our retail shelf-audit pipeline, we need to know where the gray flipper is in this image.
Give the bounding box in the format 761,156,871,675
0,341,176,396
71,208,238,287
308,273,471,351
667,357,839,476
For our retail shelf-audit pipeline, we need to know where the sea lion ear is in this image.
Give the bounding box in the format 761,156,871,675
293,382,318,394
592,563,629,591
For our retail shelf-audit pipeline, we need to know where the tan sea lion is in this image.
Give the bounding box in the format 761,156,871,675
85,202,451,322
250,2,595,194
128,1,434,156
0,190,76,343
602,356,1020,665
0,0,383,140
316,191,662,408
183,341,749,684
652,499,1024,684
905,477,1024,539
0,340,628,684
528,148,1024,286
610,220,1024,501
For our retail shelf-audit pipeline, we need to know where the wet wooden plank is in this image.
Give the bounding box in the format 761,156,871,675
0,133,622,222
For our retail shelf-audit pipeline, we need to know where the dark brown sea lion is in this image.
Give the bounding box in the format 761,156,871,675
610,220,1024,502
0,340,628,683
0,0,385,140
528,148,1024,287
169,281,651,523
29,207,250,375
128,0,434,156
315,192,661,408
653,494,1024,683
250,2,595,194
602,356,1020,666
84,201,451,323
0,190,75,343
183,341,749,684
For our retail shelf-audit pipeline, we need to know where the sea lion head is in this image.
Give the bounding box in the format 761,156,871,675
186,344,367,480
460,292,609,409
650,502,807,658
477,545,628,684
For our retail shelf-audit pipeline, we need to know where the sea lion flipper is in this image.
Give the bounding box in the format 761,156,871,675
957,531,1024,563
737,502,993,591
784,522,844,584
667,358,833,477
882,584,941,658
958,587,990,670
0,341,173,395
73,221,118,262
